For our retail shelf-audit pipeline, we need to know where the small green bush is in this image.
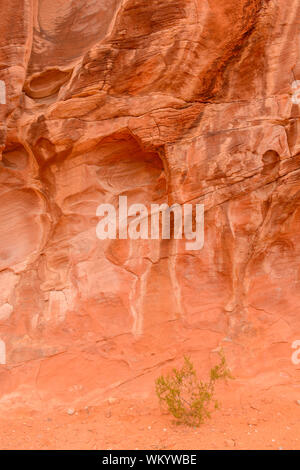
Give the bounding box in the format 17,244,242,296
155,350,233,427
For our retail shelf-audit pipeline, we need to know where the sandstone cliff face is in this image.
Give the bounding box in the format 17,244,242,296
0,0,300,405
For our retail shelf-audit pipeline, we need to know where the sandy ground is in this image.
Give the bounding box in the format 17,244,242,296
0,384,300,450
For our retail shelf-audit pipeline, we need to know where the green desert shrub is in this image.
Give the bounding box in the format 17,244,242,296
155,350,233,427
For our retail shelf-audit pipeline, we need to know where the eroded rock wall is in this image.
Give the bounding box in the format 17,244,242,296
0,0,300,405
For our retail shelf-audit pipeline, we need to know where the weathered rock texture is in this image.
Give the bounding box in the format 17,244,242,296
0,0,300,406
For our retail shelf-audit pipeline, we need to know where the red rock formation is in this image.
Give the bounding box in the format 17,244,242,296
0,0,300,408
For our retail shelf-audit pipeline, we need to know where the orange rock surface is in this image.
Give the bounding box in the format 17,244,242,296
0,0,300,449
